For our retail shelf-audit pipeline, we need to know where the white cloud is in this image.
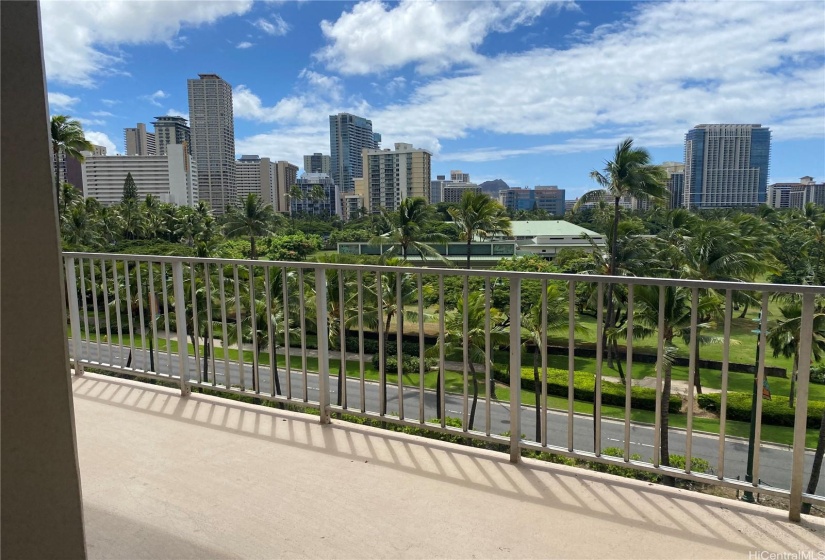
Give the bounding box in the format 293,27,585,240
91,110,115,117
253,15,290,36
48,92,80,111
166,108,188,119
41,0,254,86
142,90,169,107
76,117,107,127
317,0,570,75
237,41,254,49
83,131,118,154
101,99,120,106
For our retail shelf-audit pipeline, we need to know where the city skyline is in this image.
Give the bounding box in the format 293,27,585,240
42,1,825,199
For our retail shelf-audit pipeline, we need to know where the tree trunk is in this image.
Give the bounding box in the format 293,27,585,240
126,350,132,368
337,359,344,406
661,361,675,486
202,340,210,383
466,238,472,270
250,235,257,260
534,348,541,443
603,197,621,370
693,333,703,394
468,361,479,431
148,333,155,371
613,339,625,383
801,406,825,514
789,353,798,408
436,369,442,420
381,314,392,415
739,299,750,319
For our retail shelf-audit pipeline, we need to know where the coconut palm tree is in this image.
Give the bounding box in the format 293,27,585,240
448,191,512,269
768,299,825,407
371,197,449,263
63,204,100,248
223,193,276,260
57,182,81,222
50,115,93,194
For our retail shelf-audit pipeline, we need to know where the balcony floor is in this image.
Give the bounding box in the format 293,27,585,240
73,373,824,559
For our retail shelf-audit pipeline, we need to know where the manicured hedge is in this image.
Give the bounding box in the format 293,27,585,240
697,392,825,429
494,367,682,413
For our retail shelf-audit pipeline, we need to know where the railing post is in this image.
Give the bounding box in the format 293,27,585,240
65,257,83,375
171,261,190,396
509,277,521,463
315,267,330,424
789,292,815,521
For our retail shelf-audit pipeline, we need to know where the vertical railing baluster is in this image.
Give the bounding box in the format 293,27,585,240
752,292,769,487
509,277,521,463
298,268,308,402
377,270,385,416
65,257,82,373
462,275,469,432
149,263,159,373
594,282,604,456
624,284,634,462
396,272,404,421
172,260,190,394
357,269,365,412
686,287,699,473
124,260,136,368
315,266,330,423
136,261,146,371
90,260,101,363
79,258,90,373
283,267,292,400
438,275,446,429
789,292,815,521
101,259,114,365
653,285,666,467
568,280,576,452
219,266,230,388
190,263,201,384
484,277,491,436
233,266,245,391
111,259,123,365
265,266,275,396
541,279,549,446
161,262,173,372
205,263,217,387
249,264,259,394
418,273,425,424
718,289,732,479
339,270,347,409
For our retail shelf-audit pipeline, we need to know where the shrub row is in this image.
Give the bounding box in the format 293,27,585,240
697,392,825,429
345,336,421,357
370,353,437,375
493,366,681,413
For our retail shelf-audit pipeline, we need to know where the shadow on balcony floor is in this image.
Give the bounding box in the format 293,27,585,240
72,373,824,559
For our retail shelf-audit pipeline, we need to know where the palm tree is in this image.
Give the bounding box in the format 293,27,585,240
768,300,825,407
448,191,512,269
50,115,93,195
436,292,506,430
574,138,668,383
58,182,81,221
286,184,304,229
223,193,276,260
371,198,449,263
119,198,145,241
63,204,100,248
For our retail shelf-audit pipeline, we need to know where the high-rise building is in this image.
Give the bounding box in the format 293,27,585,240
443,183,481,204
153,116,191,156
772,176,825,209
188,73,236,214
274,160,299,213
661,162,685,209
450,170,470,183
303,153,331,174
499,186,566,216
362,143,431,214
329,113,379,194
290,174,340,217
55,144,106,194
236,155,276,207
124,123,156,156
81,143,198,207
683,124,771,209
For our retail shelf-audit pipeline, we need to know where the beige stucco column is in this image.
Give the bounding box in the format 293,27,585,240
1,1,87,557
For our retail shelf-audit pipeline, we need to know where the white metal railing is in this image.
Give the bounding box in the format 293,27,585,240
63,252,825,520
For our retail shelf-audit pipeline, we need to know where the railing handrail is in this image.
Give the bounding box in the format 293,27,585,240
62,251,825,295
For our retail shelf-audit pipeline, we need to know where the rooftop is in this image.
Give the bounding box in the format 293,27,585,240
76,372,824,559
510,220,604,238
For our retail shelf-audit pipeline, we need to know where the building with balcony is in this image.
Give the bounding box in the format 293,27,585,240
499,186,566,216
275,160,299,213
362,142,431,213
684,124,771,209
81,143,198,206
236,154,276,207
290,173,340,216
124,123,156,156
661,161,686,209
771,177,825,209
188,73,236,214
152,115,191,156
329,112,379,194
303,152,330,174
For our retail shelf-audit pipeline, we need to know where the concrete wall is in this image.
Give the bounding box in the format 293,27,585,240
1,2,87,557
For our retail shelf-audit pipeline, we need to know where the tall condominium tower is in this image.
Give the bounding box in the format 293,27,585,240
329,113,379,193
359,143,431,214
153,115,191,156
661,161,685,209
303,153,331,174
683,124,770,209
124,123,155,156
188,73,236,213
236,155,276,207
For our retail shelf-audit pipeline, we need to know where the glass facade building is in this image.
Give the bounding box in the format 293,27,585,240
329,113,379,193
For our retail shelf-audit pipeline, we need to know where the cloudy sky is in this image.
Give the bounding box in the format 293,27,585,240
43,0,825,199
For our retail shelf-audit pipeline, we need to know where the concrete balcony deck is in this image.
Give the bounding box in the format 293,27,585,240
74,372,824,559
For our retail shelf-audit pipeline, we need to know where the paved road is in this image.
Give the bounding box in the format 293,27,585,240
72,339,823,494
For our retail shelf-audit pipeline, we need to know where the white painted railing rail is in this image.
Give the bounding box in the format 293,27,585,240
63,252,825,520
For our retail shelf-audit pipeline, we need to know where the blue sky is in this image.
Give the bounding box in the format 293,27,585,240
43,0,825,199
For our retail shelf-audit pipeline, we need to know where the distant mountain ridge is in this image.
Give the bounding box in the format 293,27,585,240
478,179,509,195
